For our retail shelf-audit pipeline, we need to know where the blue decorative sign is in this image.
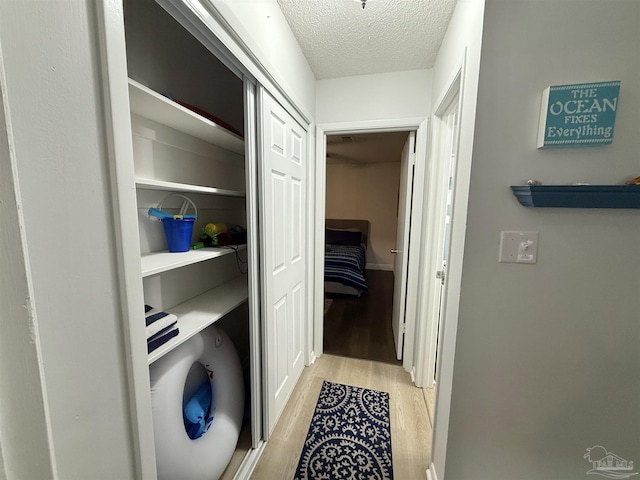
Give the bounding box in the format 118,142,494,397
537,81,620,148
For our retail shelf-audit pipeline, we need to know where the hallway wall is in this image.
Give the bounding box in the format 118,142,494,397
316,69,431,124
442,1,640,479
213,0,316,117
0,2,136,477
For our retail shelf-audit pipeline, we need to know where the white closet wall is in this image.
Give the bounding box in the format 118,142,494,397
124,0,244,135
122,0,255,476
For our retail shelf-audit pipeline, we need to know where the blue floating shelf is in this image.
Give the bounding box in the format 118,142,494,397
511,185,640,209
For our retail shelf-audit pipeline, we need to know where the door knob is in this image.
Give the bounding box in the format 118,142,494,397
390,249,399,253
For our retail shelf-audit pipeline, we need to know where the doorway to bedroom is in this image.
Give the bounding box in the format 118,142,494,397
322,131,410,365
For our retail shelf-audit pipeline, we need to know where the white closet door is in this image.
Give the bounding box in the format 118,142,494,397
258,89,307,435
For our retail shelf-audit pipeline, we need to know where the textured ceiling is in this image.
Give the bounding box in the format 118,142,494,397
276,0,457,79
327,131,409,164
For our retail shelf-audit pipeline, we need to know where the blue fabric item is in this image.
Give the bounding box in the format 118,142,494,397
183,382,214,440
147,327,179,354
145,311,170,327
147,323,178,342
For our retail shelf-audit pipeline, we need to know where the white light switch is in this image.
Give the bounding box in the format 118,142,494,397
499,231,538,264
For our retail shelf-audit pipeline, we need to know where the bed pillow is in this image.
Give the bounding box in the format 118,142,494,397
325,228,362,246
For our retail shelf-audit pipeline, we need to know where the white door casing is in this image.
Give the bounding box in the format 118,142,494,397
313,119,428,371
258,88,307,436
391,131,416,361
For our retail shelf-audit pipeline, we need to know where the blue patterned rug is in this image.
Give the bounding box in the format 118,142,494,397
294,381,393,480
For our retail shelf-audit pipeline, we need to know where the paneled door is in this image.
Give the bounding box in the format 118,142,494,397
258,89,307,436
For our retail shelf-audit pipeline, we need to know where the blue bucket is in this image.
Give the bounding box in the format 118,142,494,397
149,194,197,253
161,217,195,252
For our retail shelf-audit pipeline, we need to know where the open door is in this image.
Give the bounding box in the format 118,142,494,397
258,88,307,436
418,88,460,388
391,131,416,360
433,104,458,381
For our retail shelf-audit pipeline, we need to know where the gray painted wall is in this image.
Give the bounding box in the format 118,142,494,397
444,1,640,479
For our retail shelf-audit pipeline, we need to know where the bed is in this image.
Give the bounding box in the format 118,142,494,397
324,219,370,297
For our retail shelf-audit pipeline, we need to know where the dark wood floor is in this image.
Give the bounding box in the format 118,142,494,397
323,270,401,365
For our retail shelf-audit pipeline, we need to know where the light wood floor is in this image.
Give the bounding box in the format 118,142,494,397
219,421,251,480
423,385,436,428
251,354,434,479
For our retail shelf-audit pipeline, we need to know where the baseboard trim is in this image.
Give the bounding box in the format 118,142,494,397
426,462,438,480
308,352,317,366
366,263,394,271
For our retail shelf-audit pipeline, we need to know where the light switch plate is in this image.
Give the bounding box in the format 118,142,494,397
499,231,539,264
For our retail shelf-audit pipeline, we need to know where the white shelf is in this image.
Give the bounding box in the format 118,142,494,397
141,245,247,277
148,275,248,364
135,178,246,197
128,78,245,155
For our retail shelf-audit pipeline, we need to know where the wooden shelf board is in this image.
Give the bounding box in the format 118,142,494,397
128,78,244,155
136,178,246,197
148,275,248,364
511,185,640,209
141,245,247,277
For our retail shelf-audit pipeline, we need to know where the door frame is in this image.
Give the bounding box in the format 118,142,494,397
414,68,463,389
313,118,428,374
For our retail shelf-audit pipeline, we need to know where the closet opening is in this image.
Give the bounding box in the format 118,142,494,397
122,0,258,478
322,131,411,365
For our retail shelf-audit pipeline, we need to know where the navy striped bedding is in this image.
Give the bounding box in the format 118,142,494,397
325,244,368,293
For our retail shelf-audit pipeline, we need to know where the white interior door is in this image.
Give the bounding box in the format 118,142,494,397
258,89,307,436
426,94,459,387
391,131,416,360
434,115,456,380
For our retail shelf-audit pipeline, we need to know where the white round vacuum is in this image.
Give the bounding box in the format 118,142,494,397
149,325,244,480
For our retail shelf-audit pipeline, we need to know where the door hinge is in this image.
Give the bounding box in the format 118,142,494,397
400,323,406,333
410,152,416,166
